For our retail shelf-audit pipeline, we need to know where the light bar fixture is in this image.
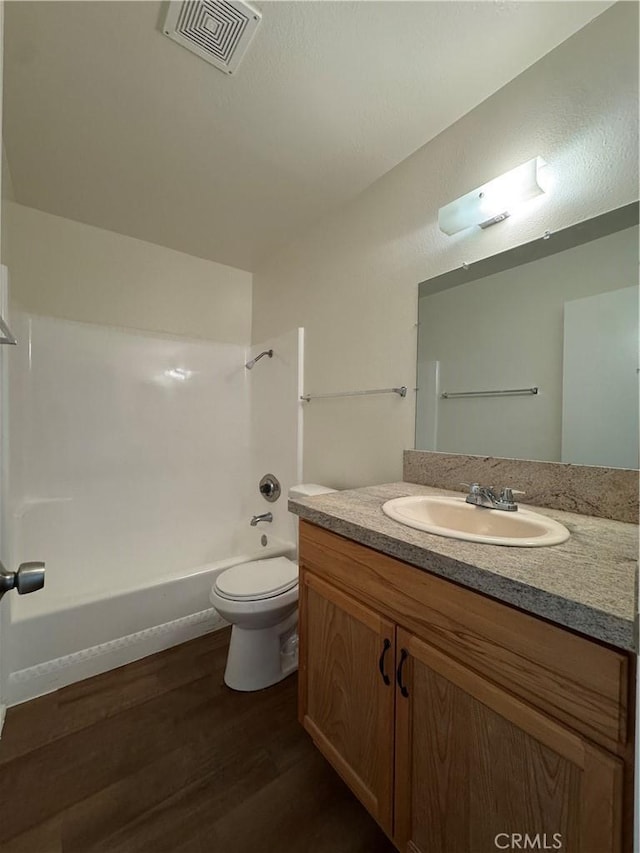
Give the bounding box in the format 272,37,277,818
438,157,549,236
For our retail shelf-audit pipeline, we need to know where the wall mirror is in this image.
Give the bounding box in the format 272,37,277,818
415,203,639,469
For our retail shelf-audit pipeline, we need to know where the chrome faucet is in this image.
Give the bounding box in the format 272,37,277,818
462,483,523,512
250,512,273,526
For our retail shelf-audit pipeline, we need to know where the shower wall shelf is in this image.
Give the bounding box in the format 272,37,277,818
440,386,539,399
300,386,407,402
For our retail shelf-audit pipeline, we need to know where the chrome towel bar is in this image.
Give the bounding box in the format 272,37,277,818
300,386,407,402
441,386,538,399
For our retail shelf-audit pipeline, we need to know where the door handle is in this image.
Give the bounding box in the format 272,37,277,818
378,638,391,685
0,561,45,600
396,648,409,698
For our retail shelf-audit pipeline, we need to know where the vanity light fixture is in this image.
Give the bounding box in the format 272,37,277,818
438,157,549,236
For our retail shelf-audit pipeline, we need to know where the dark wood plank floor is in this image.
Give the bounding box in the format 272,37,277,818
0,629,396,853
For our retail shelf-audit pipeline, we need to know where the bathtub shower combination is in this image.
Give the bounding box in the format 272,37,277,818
7,313,303,705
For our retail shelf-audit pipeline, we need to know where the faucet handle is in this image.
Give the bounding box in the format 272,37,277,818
499,487,525,500
495,487,525,511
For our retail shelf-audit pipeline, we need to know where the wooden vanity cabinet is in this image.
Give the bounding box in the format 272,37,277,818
298,521,633,853
394,629,623,853
299,572,395,835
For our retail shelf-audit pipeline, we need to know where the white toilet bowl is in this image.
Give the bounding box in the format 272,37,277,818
210,556,299,691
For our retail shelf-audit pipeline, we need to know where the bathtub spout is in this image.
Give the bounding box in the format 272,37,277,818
250,512,273,526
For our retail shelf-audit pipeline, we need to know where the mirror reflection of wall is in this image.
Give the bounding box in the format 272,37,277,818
416,208,639,469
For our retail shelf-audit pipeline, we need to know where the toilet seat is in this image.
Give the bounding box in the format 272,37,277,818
214,557,298,602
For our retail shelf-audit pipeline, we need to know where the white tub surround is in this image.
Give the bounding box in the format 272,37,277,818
5,310,309,704
5,312,281,704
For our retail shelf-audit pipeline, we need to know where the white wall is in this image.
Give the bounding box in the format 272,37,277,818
416,226,638,462
3,202,252,343
1,146,14,204
249,328,304,545
562,284,639,469
251,3,639,488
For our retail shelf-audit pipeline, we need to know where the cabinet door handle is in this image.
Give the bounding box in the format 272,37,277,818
378,638,391,685
396,648,409,698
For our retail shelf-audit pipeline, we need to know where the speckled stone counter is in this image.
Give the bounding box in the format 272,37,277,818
289,482,639,652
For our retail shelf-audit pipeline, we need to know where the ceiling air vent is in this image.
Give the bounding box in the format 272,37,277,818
163,0,262,75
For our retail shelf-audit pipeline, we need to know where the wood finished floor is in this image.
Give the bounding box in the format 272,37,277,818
0,629,396,853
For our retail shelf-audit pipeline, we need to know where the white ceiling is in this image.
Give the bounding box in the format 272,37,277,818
3,1,612,272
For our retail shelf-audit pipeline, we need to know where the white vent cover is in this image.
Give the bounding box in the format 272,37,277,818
163,0,262,75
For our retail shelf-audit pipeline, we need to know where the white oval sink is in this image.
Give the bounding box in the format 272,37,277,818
382,495,570,547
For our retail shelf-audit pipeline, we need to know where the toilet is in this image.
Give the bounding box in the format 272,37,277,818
210,483,336,691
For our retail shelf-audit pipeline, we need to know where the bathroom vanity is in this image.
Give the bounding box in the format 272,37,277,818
290,482,637,853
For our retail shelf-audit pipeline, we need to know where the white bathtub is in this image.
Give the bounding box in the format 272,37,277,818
6,533,296,706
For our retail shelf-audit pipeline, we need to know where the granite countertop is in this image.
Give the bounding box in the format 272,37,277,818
289,482,639,652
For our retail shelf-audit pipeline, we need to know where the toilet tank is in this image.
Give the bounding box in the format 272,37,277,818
288,483,336,499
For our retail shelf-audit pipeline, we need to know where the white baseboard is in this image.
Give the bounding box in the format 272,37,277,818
0,703,6,738
6,607,227,707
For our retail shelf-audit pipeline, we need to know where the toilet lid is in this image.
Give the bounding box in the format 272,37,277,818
214,557,299,601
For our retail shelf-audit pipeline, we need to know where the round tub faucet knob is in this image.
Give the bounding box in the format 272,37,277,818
259,474,281,503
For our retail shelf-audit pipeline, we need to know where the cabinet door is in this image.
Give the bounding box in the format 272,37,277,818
394,629,623,853
299,570,395,835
